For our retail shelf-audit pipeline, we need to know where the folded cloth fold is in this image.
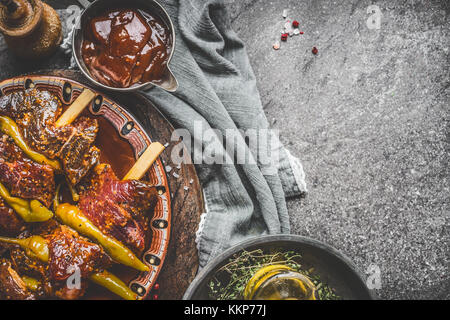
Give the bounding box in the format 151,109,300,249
140,0,307,267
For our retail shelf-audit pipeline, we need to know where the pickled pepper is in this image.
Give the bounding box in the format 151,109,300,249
0,235,137,300
0,181,53,222
55,203,149,272
0,116,61,170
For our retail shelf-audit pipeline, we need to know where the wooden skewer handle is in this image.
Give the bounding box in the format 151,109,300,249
55,89,96,127
123,142,165,180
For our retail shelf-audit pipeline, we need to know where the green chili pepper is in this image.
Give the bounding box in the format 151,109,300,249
22,270,137,300
21,275,40,292
0,116,61,170
55,203,149,272
0,235,49,262
53,186,148,273
90,270,138,300
0,235,138,300
0,182,53,222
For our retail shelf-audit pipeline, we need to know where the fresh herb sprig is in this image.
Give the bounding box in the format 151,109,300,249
208,249,340,300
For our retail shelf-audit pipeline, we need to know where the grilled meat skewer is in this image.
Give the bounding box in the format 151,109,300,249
0,89,100,185
54,201,149,272
55,89,96,127
53,163,158,271
79,164,158,255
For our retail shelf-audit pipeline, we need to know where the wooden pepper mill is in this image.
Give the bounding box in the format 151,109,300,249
0,0,62,59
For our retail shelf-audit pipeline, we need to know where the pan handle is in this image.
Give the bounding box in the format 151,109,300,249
76,0,92,9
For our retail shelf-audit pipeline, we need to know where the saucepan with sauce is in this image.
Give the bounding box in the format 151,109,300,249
72,0,178,93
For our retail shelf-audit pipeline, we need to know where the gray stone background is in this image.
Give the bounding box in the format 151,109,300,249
0,0,448,299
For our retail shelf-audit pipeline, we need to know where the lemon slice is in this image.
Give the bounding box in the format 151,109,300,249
244,264,292,300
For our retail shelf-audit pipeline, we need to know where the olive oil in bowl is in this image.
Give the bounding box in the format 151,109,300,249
244,265,317,300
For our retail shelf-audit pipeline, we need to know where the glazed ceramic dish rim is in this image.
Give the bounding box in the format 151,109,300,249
0,75,172,300
182,234,376,300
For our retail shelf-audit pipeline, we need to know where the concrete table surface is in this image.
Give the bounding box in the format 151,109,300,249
229,0,449,300
0,0,448,300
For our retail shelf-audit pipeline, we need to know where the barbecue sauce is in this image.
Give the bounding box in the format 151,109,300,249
82,8,171,88
93,116,135,180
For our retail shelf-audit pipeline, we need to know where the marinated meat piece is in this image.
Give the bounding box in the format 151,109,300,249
53,282,88,300
79,164,158,254
59,117,100,185
0,89,100,185
47,225,112,281
0,88,71,158
10,225,111,300
0,136,55,207
0,198,25,236
10,247,48,280
29,219,60,238
0,260,36,300
0,89,61,125
10,247,86,300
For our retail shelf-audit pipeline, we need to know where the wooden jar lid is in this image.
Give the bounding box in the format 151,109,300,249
0,0,43,37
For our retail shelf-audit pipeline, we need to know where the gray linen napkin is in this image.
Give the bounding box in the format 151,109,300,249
142,0,307,267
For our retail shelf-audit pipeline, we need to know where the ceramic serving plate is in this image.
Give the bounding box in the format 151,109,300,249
0,75,171,300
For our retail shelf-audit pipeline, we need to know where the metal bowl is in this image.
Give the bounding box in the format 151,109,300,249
183,234,376,300
72,0,178,93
